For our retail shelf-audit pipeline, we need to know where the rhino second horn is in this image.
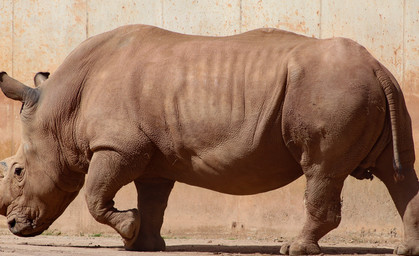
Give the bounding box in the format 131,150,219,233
34,72,50,87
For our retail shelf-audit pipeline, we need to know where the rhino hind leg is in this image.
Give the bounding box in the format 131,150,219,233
281,170,345,255
373,145,419,255
125,178,174,251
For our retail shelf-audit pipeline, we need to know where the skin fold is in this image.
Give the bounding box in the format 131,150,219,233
0,25,417,255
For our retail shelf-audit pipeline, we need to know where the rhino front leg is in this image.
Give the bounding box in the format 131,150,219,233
85,150,151,248
281,173,345,255
125,178,174,251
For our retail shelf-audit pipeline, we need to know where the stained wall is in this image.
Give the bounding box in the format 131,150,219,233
0,0,418,241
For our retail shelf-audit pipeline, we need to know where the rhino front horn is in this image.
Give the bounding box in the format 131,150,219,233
0,72,39,104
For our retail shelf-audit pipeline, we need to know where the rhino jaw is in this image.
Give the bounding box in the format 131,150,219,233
7,215,46,237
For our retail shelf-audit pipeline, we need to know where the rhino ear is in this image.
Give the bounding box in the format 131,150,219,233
34,72,50,87
0,72,39,104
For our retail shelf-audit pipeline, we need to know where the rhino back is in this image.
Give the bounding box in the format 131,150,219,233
138,30,300,154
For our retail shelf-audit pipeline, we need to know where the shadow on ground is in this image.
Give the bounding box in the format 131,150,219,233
167,244,394,255
167,244,393,255
23,242,394,255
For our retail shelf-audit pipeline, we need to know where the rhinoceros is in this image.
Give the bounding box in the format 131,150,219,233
0,25,418,255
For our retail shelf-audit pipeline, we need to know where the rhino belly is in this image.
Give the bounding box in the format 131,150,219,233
153,143,302,195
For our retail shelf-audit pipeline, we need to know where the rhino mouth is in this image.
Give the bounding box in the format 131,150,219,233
7,215,47,237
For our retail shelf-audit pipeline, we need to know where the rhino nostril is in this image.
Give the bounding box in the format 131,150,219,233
8,218,16,229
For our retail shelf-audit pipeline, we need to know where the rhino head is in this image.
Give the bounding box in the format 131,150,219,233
0,72,84,236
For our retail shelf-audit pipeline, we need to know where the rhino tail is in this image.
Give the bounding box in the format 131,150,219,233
375,66,415,182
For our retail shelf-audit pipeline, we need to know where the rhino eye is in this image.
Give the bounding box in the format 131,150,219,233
14,167,23,176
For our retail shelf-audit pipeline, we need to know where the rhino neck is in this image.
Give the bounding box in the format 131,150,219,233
33,72,90,193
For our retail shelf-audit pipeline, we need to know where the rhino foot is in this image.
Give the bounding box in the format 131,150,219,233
394,242,419,255
116,209,140,249
125,233,166,251
280,243,291,255
280,240,321,255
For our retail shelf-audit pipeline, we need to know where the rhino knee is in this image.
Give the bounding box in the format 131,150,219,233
326,204,342,229
306,200,342,229
85,195,110,223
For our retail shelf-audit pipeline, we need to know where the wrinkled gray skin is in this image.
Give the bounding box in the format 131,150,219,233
0,25,418,255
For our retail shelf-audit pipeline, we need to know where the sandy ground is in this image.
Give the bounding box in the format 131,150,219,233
0,233,397,256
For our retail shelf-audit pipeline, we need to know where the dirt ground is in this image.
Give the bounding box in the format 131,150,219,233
0,233,397,256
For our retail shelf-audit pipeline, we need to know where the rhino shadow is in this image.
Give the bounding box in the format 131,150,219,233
166,244,394,255
19,241,394,255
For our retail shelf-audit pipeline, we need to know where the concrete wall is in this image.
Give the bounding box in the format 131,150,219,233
0,0,418,241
